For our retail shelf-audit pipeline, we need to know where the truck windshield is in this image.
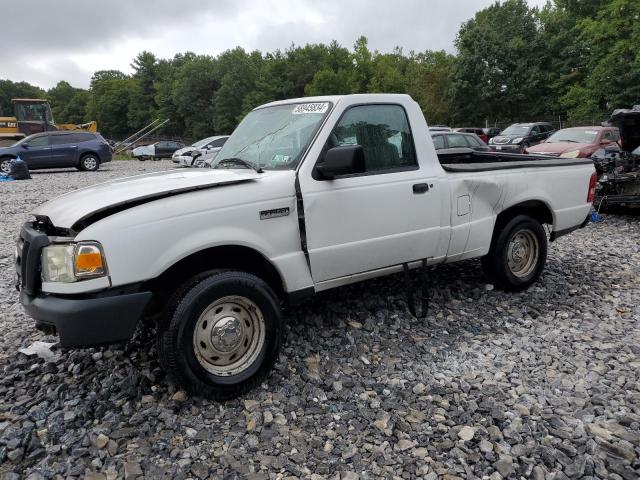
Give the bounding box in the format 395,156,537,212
212,102,332,171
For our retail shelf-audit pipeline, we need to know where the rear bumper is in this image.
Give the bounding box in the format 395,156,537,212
21,289,152,347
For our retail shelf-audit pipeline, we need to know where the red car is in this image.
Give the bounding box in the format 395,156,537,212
526,126,619,157
454,127,488,144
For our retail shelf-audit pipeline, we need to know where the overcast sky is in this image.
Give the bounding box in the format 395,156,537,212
3,0,547,90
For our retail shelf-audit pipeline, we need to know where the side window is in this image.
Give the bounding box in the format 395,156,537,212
50,134,73,145
431,135,445,150
531,126,540,135
331,104,417,172
211,137,227,148
446,134,469,148
25,136,49,147
611,129,620,141
465,135,484,148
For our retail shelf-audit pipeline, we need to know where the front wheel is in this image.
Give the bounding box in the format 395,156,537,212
157,271,282,400
481,214,547,291
79,154,99,171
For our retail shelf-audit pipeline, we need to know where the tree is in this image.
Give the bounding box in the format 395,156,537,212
451,0,546,125
128,51,159,129
0,80,45,117
87,70,133,137
171,55,218,138
213,48,262,133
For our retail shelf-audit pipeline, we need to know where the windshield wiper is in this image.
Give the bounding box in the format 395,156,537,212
560,139,579,143
215,157,263,173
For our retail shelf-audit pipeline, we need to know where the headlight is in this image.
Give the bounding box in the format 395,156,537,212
488,138,494,144
512,137,523,144
41,242,107,283
560,149,581,158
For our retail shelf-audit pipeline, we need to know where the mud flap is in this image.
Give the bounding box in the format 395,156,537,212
403,259,430,319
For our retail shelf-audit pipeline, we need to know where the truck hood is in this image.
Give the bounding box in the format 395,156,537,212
34,168,261,230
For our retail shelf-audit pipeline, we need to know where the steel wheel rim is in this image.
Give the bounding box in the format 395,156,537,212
507,228,539,278
193,295,265,376
0,160,10,174
84,157,97,170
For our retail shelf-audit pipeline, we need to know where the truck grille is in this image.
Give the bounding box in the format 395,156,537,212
15,222,50,295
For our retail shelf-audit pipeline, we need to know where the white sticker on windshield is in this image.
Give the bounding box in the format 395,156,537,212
585,130,598,134
292,102,330,115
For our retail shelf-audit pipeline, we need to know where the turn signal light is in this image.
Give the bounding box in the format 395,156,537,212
74,243,106,277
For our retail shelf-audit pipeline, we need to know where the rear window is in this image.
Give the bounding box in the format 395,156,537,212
446,134,469,148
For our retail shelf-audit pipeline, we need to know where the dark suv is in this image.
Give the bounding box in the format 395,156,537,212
489,122,555,153
0,131,112,173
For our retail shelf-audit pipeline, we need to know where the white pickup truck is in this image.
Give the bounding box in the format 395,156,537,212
16,94,595,399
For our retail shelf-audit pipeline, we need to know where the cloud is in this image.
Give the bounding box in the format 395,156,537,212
2,0,549,89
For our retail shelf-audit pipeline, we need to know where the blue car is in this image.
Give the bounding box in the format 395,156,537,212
0,131,113,174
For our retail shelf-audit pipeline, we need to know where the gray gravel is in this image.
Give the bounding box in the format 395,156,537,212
1,160,639,479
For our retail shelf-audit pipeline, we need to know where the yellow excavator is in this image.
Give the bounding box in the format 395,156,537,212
0,98,97,147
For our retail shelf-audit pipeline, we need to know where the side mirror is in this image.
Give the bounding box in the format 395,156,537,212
316,145,365,179
22,143,29,149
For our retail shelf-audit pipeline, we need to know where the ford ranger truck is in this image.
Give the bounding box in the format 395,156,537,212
16,94,595,399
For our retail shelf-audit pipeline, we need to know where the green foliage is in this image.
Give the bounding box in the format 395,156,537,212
0,80,45,117
2,1,638,138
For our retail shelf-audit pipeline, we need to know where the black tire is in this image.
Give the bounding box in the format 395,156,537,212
0,157,12,175
138,156,146,162
481,214,547,291
157,271,282,400
152,156,160,161
520,142,530,154
79,154,100,171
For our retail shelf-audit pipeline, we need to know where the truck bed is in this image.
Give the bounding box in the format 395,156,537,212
437,148,593,172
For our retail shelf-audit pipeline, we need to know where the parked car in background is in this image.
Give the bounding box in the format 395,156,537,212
431,131,491,152
133,140,184,161
0,131,112,173
173,136,229,166
454,127,488,143
526,126,620,158
482,127,502,142
489,122,555,153
428,125,451,132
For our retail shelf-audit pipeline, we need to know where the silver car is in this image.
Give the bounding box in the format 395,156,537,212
172,136,229,166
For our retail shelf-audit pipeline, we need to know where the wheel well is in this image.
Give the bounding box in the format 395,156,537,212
145,245,285,311
494,200,553,232
80,151,100,162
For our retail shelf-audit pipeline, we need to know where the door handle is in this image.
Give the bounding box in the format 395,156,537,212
412,183,430,194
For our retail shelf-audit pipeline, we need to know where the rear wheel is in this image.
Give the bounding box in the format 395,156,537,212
0,158,11,175
481,214,547,291
157,271,282,400
79,154,99,171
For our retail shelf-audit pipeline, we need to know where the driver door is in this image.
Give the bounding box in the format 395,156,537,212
299,104,444,284
20,134,51,168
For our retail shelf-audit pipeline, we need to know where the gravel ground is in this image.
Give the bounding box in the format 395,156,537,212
1,160,639,480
